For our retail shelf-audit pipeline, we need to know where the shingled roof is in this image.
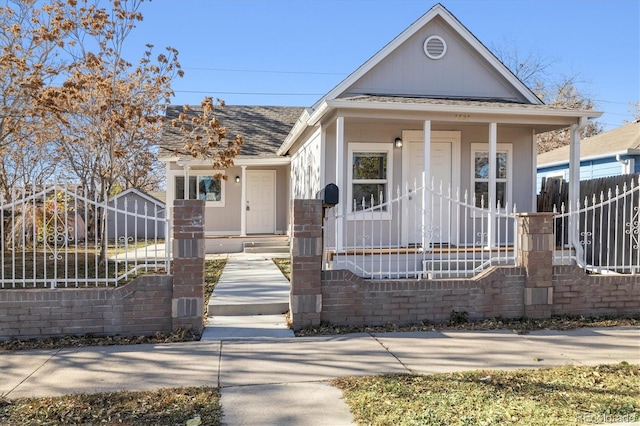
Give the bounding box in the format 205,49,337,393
538,120,640,166
159,105,304,158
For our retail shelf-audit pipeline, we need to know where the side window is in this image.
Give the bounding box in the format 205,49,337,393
175,174,225,206
471,144,511,209
352,152,388,210
348,143,392,215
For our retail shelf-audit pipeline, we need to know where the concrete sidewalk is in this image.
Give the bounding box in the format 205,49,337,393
3,255,638,424
2,327,639,425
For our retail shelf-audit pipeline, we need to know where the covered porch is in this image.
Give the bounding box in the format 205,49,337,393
313,99,598,278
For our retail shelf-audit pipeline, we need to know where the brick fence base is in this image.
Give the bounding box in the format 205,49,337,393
0,199,206,341
316,266,640,328
0,276,173,340
290,199,640,330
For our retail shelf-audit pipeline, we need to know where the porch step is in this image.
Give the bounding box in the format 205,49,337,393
210,302,290,316
243,238,290,254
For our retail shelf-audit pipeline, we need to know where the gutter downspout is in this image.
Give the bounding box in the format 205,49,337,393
569,117,588,264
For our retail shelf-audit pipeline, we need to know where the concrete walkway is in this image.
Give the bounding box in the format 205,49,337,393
2,255,639,425
203,252,294,340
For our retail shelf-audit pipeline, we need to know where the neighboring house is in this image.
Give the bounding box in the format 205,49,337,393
159,3,601,259
537,120,640,191
106,188,166,239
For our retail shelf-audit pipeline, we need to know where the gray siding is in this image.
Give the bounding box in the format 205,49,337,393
344,16,527,102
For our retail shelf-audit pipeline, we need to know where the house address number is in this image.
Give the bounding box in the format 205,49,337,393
454,114,471,121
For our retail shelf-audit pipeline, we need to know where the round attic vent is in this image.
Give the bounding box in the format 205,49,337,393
423,35,447,60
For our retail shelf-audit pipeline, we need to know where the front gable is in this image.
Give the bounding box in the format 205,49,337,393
323,3,540,106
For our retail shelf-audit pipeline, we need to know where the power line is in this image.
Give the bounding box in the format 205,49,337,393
174,90,324,96
182,67,345,76
593,99,637,106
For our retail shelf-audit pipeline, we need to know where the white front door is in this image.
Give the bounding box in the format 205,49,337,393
403,131,461,246
246,170,276,234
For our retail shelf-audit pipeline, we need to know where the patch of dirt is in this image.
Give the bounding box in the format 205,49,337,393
293,314,640,337
0,329,200,352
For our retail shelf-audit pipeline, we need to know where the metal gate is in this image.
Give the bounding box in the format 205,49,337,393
1,185,169,288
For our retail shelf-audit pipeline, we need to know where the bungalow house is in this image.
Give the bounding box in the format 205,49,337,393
537,120,640,191
159,3,602,276
160,105,303,253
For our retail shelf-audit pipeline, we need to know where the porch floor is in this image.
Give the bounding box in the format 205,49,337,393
326,245,515,261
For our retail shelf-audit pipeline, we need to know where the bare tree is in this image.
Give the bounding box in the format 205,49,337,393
0,0,88,198
170,97,244,181
534,76,603,153
492,42,602,153
41,0,182,201
626,101,640,122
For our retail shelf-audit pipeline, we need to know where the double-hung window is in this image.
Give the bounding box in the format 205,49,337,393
175,173,225,206
471,143,512,209
348,143,392,216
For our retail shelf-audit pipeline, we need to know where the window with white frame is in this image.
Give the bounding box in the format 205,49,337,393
471,143,512,209
348,143,392,213
175,173,225,206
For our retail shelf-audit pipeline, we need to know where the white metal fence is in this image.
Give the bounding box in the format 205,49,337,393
553,178,640,274
324,179,519,279
0,184,169,288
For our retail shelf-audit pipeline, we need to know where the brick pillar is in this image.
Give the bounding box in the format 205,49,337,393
290,199,323,330
172,200,205,335
517,212,555,318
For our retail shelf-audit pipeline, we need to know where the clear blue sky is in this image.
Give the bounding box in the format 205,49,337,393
128,0,640,131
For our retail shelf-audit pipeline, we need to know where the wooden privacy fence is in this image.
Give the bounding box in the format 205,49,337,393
539,174,640,273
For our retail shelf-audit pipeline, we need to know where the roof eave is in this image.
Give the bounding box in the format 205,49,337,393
161,156,290,167
277,107,316,155
324,98,603,120
538,148,640,169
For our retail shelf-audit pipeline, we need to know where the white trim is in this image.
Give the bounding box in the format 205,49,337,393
320,99,601,123
545,170,566,180
538,149,640,169
470,142,513,211
423,35,447,60
240,165,247,236
175,170,226,207
159,156,291,166
278,100,602,160
336,117,345,248
109,188,165,207
531,128,537,212
347,142,393,220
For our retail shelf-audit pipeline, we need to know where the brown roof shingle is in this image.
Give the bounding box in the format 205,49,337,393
159,105,304,158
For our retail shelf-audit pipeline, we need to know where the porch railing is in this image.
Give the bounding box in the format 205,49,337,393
324,179,519,279
1,184,170,289
553,178,640,274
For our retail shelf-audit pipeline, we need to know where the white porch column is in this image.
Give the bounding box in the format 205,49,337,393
336,116,345,250
183,163,190,199
240,165,247,236
569,121,582,255
422,120,431,249
487,122,497,248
